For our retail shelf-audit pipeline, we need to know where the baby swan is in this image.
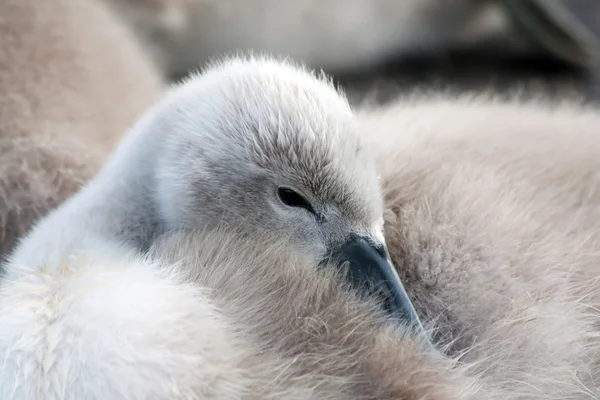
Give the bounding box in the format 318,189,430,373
6,56,422,331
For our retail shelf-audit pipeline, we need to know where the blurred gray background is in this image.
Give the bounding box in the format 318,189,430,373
104,0,600,105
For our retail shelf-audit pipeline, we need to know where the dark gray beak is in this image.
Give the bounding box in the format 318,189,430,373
327,234,425,332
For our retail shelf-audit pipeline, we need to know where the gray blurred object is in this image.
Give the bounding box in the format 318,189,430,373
104,0,600,103
334,0,600,105
502,0,600,68
104,0,513,78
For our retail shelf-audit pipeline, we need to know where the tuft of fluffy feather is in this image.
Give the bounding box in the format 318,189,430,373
358,95,600,398
0,0,165,257
0,246,256,399
0,228,479,399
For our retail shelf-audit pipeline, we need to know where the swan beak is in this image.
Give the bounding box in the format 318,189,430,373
327,234,424,331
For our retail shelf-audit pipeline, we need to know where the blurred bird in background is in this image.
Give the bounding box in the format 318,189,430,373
103,0,600,102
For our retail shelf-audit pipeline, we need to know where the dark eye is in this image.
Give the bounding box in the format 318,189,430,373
277,187,315,214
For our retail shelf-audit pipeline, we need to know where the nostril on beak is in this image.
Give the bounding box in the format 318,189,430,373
361,234,387,258
371,241,387,259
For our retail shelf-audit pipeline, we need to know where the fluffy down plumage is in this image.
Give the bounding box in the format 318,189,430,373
0,229,474,399
359,96,600,398
3,55,600,399
0,0,165,257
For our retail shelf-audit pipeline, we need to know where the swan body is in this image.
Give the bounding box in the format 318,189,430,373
359,96,600,398
0,0,165,257
0,229,472,399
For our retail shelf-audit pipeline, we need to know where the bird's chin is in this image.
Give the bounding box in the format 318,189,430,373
323,234,430,344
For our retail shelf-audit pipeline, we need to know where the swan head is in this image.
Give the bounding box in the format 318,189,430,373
151,56,422,329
